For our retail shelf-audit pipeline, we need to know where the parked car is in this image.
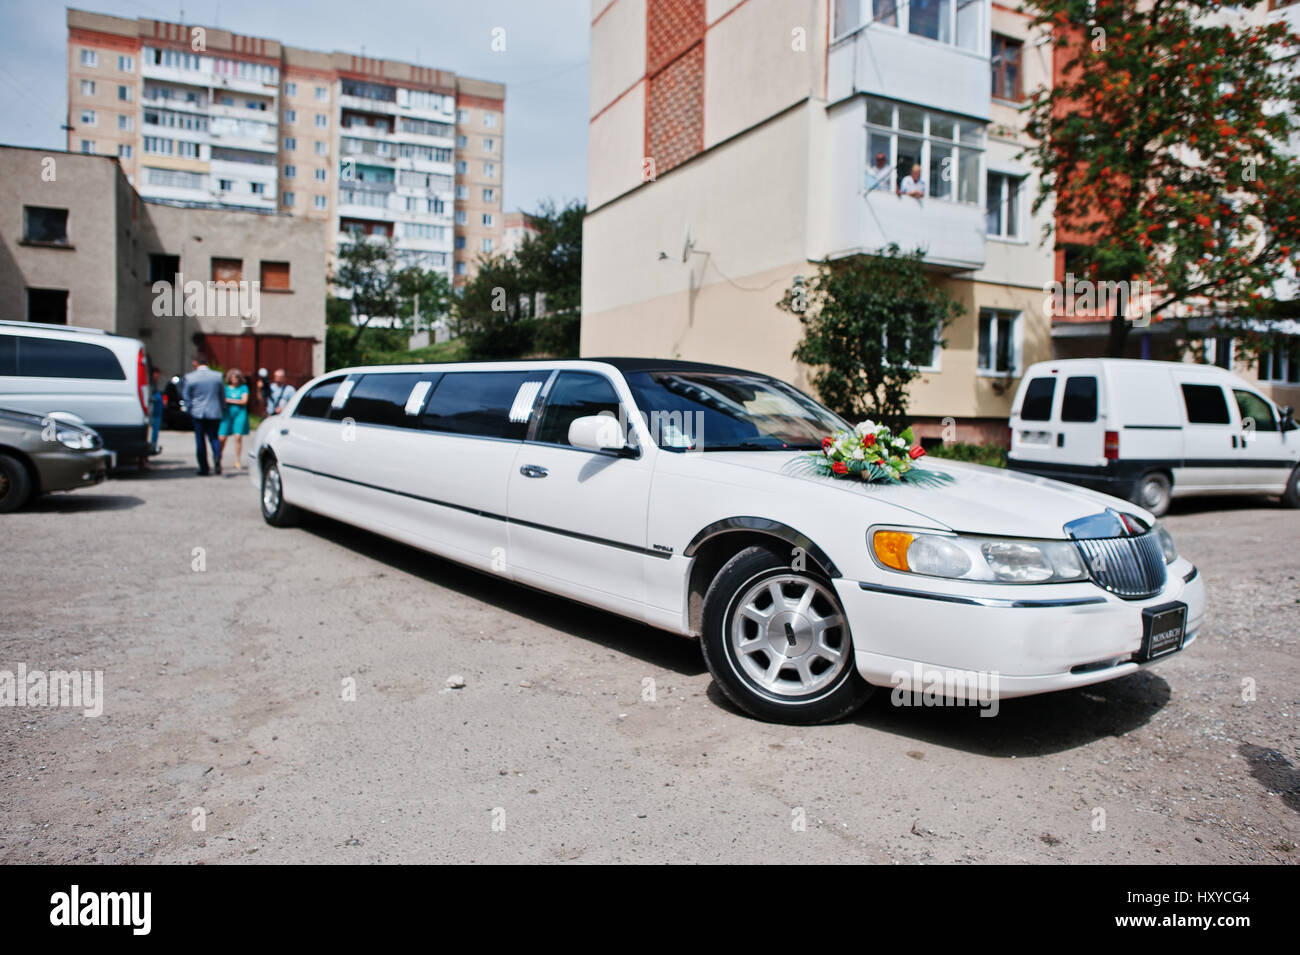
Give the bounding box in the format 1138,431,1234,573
1008,358,1300,516
250,359,1205,725
0,407,113,512
0,321,151,466
162,375,193,430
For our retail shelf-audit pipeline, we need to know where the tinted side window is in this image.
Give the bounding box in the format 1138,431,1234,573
535,372,623,447
294,377,344,419
0,335,16,376
421,371,548,440
1181,383,1231,424
1233,390,1277,432
15,337,125,380
1061,376,1098,422
1020,377,1056,421
344,372,437,427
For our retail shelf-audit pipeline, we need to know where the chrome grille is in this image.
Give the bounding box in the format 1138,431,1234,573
1074,533,1167,599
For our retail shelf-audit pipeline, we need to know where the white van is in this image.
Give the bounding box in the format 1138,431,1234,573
0,321,151,464
1008,358,1300,516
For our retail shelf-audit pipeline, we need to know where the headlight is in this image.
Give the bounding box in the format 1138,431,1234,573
55,428,96,450
871,529,1087,584
1153,523,1177,564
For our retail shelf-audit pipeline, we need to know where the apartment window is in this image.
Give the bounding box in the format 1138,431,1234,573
219,96,234,106
986,172,1023,239
80,80,96,96
455,236,466,250
483,112,497,128
285,81,298,96
80,49,97,67
220,179,234,192
261,261,291,291
833,0,981,50
483,162,496,177
991,34,1023,101
864,97,983,202
313,195,327,210
314,168,327,182
483,138,496,152
456,135,468,148
455,210,467,225
148,254,180,284
315,141,328,155
145,167,203,189
250,182,266,195
315,86,328,100
977,308,1019,375
118,144,132,158
212,258,243,283
455,262,467,276
284,164,297,178
1261,337,1300,384
80,140,94,154
118,115,133,131
27,289,69,324
177,141,200,159
118,55,134,72
285,109,297,124
481,238,494,253
284,136,296,150
282,190,294,205
482,188,495,203
23,206,69,245
143,136,172,155
315,113,328,128
456,108,470,123
117,85,132,102
80,109,97,126
482,213,494,227
455,185,469,199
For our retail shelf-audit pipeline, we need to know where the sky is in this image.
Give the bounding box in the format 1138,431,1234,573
0,0,591,213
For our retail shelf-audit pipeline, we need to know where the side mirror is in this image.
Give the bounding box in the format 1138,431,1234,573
1282,405,1296,431
568,415,629,455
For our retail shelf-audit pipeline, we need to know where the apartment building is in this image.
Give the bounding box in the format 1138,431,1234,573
582,0,1055,444
66,8,505,287
501,210,541,257
0,145,328,384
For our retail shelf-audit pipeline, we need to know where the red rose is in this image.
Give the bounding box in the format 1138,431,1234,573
862,433,876,447
909,445,926,460
822,436,833,450
832,461,848,475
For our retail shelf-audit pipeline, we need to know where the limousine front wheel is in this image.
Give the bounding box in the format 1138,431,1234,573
701,546,872,724
260,460,299,527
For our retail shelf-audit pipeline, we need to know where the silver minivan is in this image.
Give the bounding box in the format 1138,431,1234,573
0,321,151,464
1008,358,1300,516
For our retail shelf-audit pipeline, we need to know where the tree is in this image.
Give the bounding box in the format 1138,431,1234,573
780,246,963,428
1023,0,1300,356
333,236,401,360
455,200,585,359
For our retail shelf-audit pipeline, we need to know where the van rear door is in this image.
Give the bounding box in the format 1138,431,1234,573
1011,369,1103,467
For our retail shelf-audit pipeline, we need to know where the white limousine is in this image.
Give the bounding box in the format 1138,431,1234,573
249,358,1206,724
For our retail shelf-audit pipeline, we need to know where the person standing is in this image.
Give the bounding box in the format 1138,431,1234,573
265,369,297,416
219,368,250,472
145,366,165,468
181,356,225,475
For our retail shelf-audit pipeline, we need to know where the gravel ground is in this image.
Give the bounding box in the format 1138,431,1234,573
1,447,1297,864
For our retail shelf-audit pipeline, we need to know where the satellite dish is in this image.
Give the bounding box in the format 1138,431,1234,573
680,224,695,264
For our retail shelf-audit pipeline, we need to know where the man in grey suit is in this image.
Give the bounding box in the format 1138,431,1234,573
181,356,226,475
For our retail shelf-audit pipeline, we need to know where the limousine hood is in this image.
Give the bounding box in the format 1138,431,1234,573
696,452,1140,539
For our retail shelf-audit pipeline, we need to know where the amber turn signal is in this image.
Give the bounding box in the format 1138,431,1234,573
872,530,913,572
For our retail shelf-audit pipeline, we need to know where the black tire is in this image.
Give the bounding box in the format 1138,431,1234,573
1132,471,1171,518
1282,466,1300,508
0,454,33,513
700,545,873,724
260,458,299,527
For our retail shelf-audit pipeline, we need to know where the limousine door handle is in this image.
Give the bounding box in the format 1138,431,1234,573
519,464,549,479
279,428,289,436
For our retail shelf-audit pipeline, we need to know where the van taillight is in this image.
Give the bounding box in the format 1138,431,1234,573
136,349,149,416
1104,430,1120,460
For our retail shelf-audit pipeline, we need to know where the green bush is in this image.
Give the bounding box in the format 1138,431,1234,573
927,442,1007,468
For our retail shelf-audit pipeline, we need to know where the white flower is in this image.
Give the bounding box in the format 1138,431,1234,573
855,420,876,436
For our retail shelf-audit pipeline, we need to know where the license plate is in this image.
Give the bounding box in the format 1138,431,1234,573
1137,602,1187,662
1019,430,1052,446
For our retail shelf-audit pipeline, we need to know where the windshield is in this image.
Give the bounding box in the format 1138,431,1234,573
623,371,850,452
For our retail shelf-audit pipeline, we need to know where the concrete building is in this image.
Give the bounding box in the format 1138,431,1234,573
0,145,328,386
501,210,540,257
65,8,505,288
582,0,1057,443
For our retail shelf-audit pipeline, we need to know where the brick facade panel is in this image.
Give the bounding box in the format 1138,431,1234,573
646,0,705,76
646,43,704,176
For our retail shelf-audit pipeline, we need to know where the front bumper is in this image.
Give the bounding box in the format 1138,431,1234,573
834,559,1205,699
34,448,113,494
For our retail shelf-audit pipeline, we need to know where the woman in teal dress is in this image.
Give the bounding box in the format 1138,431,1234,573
219,369,250,471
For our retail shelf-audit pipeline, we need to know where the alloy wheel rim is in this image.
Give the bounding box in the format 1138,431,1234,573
1142,477,1168,510
263,467,281,515
728,574,849,698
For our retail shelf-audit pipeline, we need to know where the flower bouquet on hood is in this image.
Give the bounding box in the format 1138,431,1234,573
802,420,951,486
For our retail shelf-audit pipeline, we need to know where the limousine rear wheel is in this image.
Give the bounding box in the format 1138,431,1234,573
701,546,872,724
260,460,299,527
